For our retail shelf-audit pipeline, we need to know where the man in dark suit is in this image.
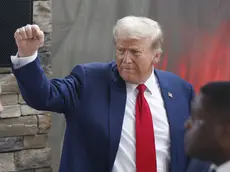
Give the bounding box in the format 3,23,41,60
185,82,230,172
12,16,195,172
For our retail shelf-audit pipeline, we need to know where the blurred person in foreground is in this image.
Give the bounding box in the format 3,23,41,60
185,82,230,172
10,16,205,172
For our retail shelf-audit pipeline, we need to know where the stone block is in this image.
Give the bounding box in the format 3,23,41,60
21,105,44,116
39,33,52,66
15,148,51,170
35,168,52,172
0,74,19,93
0,93,18,106
39,33,51,53
1,81,19,93
18,94,26,104
0,74,14,83
38,114,51,134
0,137,23,152
39,52,51,66
42,65,53,79
33,1,52,33
0,153,15,172
24,134,48,149
0,68,12,74
0,105,21,118
0,116,38,137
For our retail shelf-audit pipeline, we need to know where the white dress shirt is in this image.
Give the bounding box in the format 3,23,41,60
11,51,37,69
209,161,230,172
217,161,230,172
112,72,170,172
11,52,170,172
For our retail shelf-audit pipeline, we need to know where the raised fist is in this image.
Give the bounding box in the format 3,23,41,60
14,24,44,57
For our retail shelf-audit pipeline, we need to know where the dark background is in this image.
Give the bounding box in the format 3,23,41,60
0,0,33,67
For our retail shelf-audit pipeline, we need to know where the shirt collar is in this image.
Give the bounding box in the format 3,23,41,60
126,70,157,95
216,161,230,172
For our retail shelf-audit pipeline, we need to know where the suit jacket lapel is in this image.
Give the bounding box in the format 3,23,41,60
154,69,175,135
109,64,126,171
154,69,182,172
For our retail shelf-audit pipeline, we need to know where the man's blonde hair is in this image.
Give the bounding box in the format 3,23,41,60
113,16,163,52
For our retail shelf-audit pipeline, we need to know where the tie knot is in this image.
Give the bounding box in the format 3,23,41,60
137,84,146,94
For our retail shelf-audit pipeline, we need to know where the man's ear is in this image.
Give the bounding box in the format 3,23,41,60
217,123,230,148
153,52,162,64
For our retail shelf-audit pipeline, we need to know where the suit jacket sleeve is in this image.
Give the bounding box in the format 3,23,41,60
12,56,85,114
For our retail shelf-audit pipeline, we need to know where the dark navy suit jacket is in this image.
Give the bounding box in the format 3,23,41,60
186,159,212,172
13,57,196,172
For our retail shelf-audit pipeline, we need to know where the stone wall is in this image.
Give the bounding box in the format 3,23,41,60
0,0,52,171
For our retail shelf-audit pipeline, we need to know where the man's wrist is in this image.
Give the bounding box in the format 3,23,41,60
11,51,38,69
18,51,36,58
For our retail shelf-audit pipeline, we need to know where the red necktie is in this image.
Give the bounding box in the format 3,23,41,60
136,84,157,172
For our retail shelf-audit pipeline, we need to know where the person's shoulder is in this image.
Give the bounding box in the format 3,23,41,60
186,159,211,172
155,69,194,98
155,69,192,88
82,61,115,70
71,61,116,75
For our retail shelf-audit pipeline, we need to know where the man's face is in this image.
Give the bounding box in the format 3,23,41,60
115,38,159,84
184,94,220,161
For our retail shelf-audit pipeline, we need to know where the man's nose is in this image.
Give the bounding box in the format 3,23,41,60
123,52,132,63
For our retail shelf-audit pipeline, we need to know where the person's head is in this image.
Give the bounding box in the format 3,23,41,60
113,16,163,84
185,82,230,165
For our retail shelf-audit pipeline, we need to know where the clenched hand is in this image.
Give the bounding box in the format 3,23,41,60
14,24,44,57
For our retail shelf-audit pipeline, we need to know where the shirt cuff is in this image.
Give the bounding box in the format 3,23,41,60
11,51,38,70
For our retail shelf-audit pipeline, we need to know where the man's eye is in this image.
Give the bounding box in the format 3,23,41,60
117,49,124,54
131,50,141,55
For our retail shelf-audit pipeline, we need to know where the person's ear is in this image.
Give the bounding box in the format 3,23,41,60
153,51,162,64
153,50,162,64
217,123,230,148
